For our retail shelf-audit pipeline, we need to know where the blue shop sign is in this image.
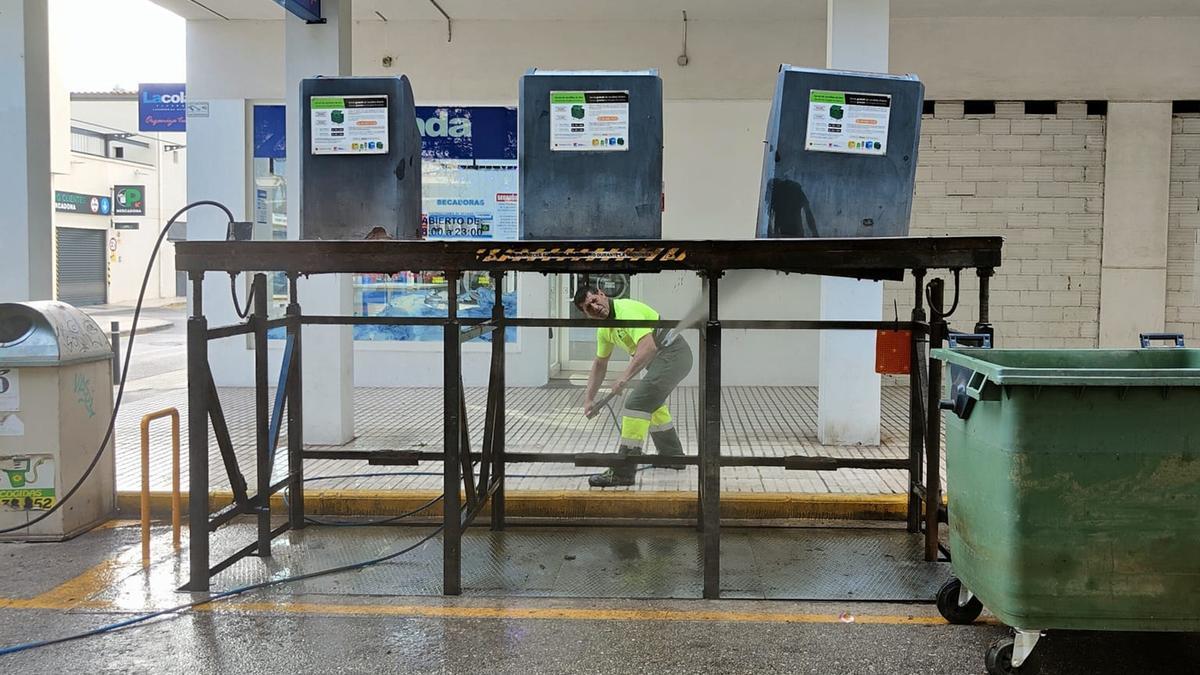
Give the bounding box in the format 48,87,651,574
138,83,187,132
416,106,517,161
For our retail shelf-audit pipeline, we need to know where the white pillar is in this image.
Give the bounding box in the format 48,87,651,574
0,1,53,302
286,0,355,444
1098,102,1172,347
817,0,888,446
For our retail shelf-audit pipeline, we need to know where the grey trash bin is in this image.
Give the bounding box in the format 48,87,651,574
0,301,115,540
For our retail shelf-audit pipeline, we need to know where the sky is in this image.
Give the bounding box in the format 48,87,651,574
53,0,186,92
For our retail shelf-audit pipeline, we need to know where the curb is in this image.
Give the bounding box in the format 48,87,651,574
118,490,914,521
115,319,174,336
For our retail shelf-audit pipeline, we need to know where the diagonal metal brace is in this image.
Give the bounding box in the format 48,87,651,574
206,370,250,504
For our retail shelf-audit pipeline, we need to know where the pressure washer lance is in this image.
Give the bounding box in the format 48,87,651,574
583,324,686,417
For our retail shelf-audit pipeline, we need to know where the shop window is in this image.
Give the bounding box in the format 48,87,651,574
353,106,520,343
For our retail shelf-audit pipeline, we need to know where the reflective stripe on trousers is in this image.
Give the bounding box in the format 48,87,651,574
619,404,674,449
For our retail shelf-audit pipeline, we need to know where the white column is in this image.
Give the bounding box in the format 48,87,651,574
817,0,888,445
286,0,355,444
0,1,53,302
1098,102,1172,347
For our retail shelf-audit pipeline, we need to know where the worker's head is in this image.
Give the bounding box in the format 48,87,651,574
573,284,610,319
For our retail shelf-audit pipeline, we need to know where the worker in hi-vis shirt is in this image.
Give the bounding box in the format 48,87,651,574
575,284,693,487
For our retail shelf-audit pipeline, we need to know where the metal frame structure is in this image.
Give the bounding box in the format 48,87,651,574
175,237,1001,595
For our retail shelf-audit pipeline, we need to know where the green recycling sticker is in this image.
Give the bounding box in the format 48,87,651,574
809,90,846,104
550,91,586,104
310,97,346,109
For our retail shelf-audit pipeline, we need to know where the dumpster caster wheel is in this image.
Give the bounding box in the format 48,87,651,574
936,578,983,625
985,637,1041,675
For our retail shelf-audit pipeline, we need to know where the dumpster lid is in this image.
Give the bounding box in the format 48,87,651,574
779,64,921,84
0,301,111,366
932,347,1200,386
525,68,659,77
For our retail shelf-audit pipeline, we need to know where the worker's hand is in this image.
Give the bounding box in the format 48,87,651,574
612,377,630,394
583,400,595,418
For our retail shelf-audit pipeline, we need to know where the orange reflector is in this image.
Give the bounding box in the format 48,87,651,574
875,330,911,374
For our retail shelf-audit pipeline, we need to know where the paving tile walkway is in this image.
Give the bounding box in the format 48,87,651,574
118,385,945,495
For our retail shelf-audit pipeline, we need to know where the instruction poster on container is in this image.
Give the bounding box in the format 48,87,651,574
549,91,629,151
0,455,55,510
804,90,891,156
310,95,389,155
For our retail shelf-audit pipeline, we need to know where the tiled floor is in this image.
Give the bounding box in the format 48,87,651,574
117,385,945,495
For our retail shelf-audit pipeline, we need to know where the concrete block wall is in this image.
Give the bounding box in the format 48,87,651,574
884,101,1105,348
1165,113,1200,343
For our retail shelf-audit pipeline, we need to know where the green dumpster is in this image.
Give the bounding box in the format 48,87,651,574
930,347,1200,674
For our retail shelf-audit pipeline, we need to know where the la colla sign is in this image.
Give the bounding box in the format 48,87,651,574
138,83,187,132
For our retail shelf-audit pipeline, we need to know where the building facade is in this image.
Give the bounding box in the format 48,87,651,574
148,0,1200,391
52,92,187,306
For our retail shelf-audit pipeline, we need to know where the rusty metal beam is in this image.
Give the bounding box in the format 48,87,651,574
176,237,1001,279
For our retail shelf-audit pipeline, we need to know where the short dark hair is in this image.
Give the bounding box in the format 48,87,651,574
573,284,601,309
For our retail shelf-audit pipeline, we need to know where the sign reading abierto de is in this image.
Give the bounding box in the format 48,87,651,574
138,83,187,132
417,106,519,241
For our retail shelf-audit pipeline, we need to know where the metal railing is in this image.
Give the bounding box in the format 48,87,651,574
140,408,182,568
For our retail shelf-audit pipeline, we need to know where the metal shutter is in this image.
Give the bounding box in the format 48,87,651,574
56,227,107,306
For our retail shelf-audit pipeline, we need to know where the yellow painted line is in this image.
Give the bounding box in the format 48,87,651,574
0,520,987,628
205,600,987,626
0,557,118,610
119,490,932,521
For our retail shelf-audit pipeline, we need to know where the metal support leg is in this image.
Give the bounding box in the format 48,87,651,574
111,321,121,383
490,272,507,532
701,272,722,599
976,268,994,343
185,272,210,592
908,270,927,534
443,270,462,595
252,274,271,556
696,301,707,533
285,273,305,530
925,278,946,562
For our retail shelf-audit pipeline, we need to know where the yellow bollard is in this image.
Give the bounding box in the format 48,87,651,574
140,408,182,567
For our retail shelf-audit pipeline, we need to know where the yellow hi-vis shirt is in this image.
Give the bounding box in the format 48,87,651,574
596,298,659,358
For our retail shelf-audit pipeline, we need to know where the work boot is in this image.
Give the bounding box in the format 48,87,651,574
588,468,636,488
588,449,640,487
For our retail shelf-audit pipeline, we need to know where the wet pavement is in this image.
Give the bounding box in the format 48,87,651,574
1,520,1197,673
